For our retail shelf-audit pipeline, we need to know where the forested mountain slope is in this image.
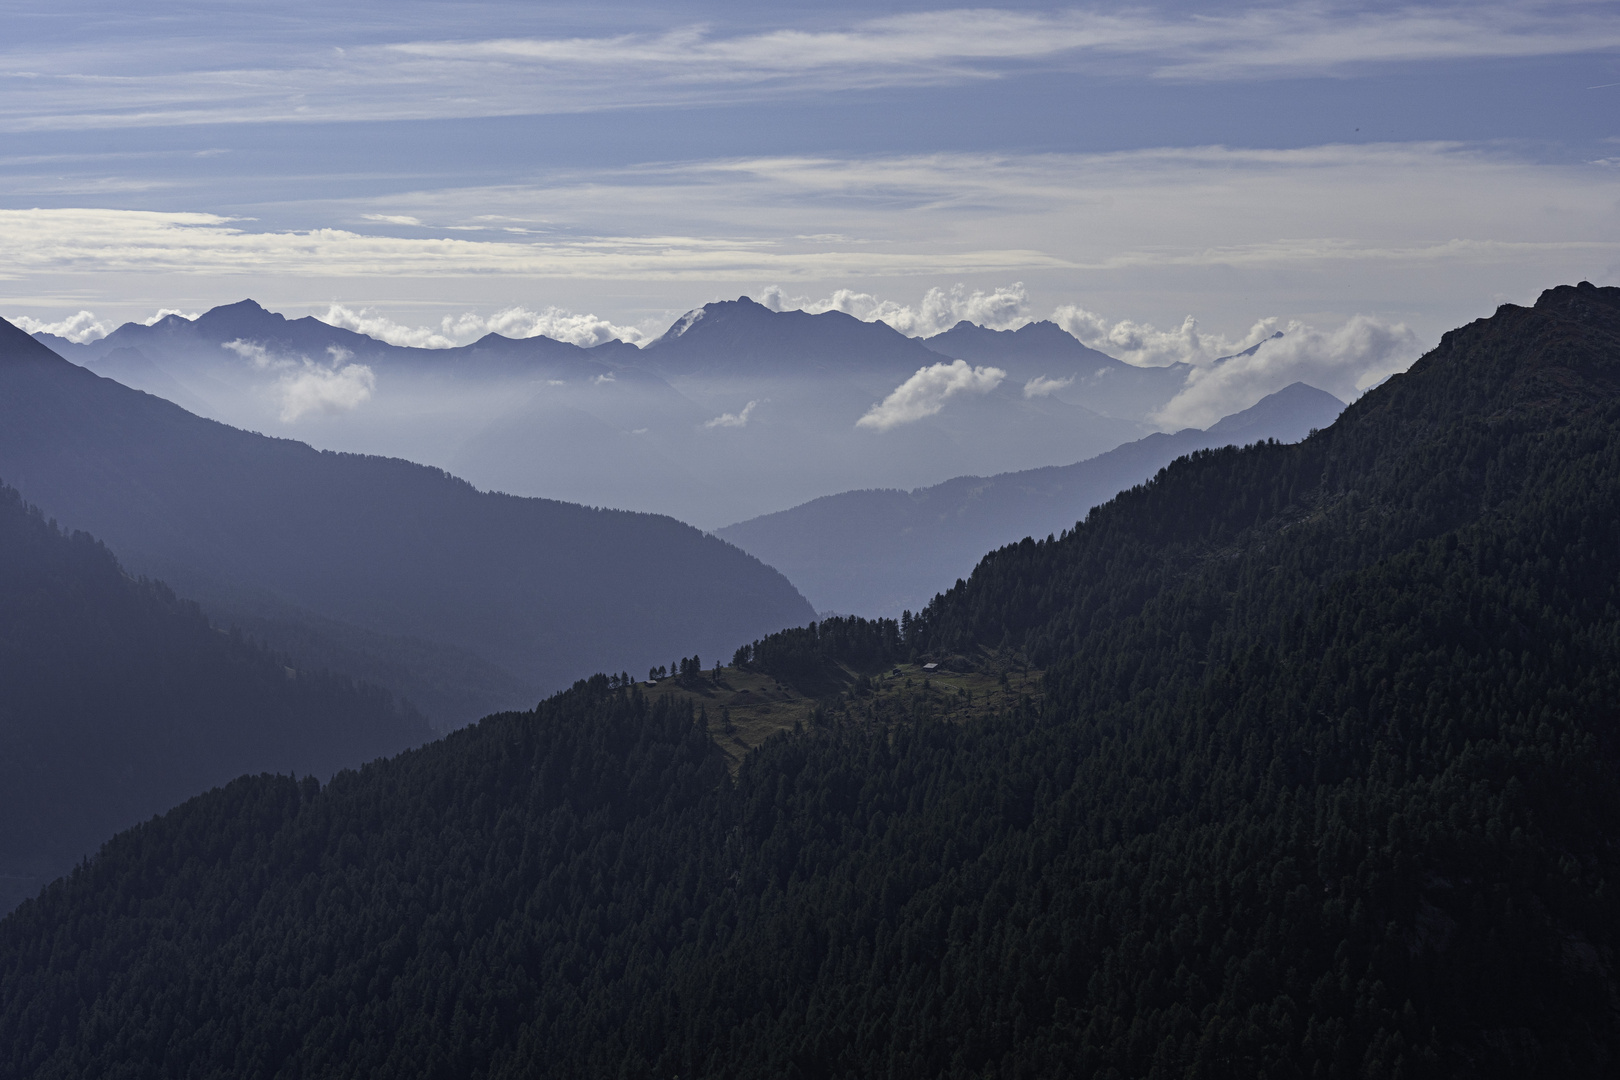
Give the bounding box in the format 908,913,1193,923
4,283,1620,1078
719,382,1343,616
0,484,430,916
0,316,814,726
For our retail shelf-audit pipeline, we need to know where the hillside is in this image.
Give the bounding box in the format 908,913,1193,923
0,483,430,915
0,316,814,726
3,283,1619,1077
719,382,1343,615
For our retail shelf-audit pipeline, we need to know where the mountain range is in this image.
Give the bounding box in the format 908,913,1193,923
33,297,1219,527
3,283,1617,1075
719,381,1344,616
0,315,814,727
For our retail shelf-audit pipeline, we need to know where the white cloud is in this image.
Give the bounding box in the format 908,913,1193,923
1023,375,1075,398
143,308,198,325
221,338,277,368
759,281,1029,337
317,303,644,348
6,5,1617,131
1153,315,1420,429
857,360,1005,431
276,360,377,421
1052,306,1283,368
703,400,758,429
7,309,113,343
10,305,196,344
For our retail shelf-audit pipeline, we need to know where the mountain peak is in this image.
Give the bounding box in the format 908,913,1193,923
1534,280,1619,314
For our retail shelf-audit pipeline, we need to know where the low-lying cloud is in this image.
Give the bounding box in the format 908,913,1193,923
318,303,644,349
276,360,378,421
857,360,1005,431
223,337,378,421
760,282,1029,338
1154,315,1420,429
1023,375,1074,399
703,401,758,429
8,306,200,344
1052,305,1286,368
9,309,114,344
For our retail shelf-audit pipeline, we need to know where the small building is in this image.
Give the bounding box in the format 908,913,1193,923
921,662,939,672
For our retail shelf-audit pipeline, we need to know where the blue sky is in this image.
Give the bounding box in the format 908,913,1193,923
3,0,1617,369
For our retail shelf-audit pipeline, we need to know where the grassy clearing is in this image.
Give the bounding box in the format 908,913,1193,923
649,653,1045,771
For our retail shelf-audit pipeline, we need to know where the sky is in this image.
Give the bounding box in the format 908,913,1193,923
2,0,1618,398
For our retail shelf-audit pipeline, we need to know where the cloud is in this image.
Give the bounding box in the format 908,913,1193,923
1023,375,1074,398
7,309,114,343
7,5,1619,131
9,305,198,344
759,282,1029,337
1153,315,1420,429
703,400,758,429
143,308,198,325
317,303,644,348
857,360,1005,431
1052,306,1283,368
275,360,377,421
221,338,277,368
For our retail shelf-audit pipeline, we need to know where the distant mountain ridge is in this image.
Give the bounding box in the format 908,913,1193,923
639,295,953,378
718,382,1345,616
0,481,430,915
38,298,643,378
0,315,815,726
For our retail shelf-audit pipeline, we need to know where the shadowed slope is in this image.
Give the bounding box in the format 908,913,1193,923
0,317,814,725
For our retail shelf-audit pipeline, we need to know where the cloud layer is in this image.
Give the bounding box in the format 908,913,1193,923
318,304,642,348
4,4,1617,131
858,360,1005,431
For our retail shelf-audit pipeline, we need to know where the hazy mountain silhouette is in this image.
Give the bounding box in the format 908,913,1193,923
922,318,1192,420
0,317,814,726
638,296,950,378
718,382,1344,615
40,299,643,380
0,482,431,914
37,299,1169,527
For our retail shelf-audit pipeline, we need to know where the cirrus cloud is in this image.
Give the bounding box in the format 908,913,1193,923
6,4,1619,132
857,359,1005,431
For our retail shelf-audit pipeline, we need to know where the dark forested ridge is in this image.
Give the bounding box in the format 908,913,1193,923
4,282,1620,1078
0,315,814,726
0,484,430,916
